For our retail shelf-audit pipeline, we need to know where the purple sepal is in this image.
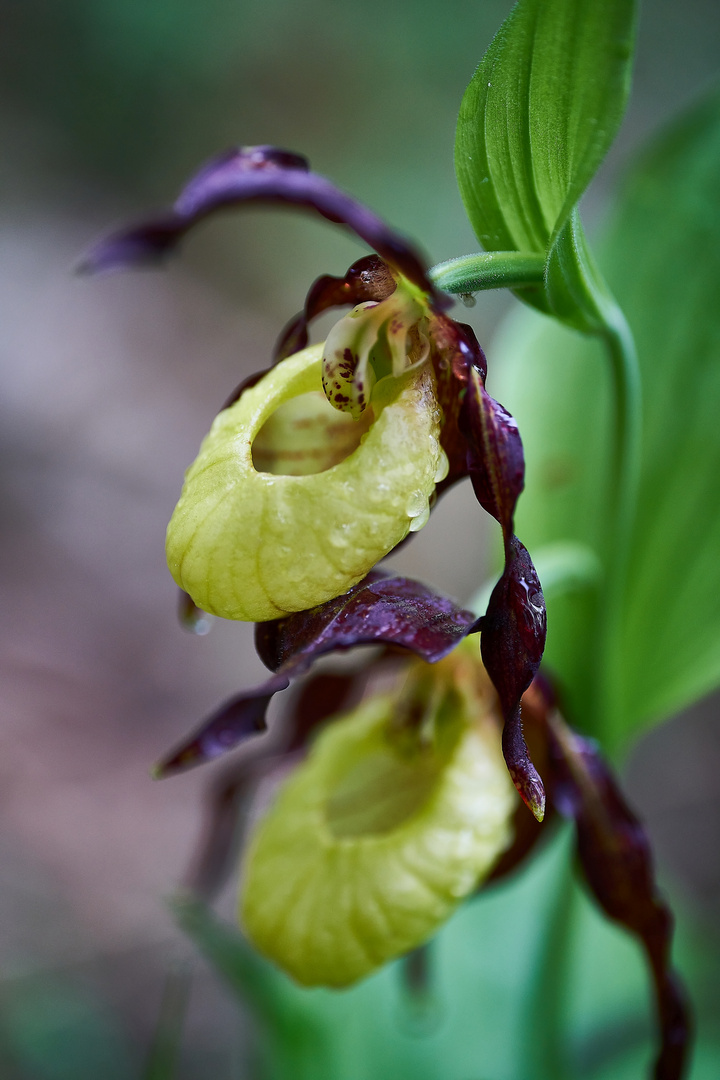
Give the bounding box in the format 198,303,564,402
481,537,547,820
79,145,438,300
548,719,691,1080
274,255,396,361
446,329,545,818
461,367,525,537
256,570,476,673
155,572,476,778
501,704,546,822
429,317,486,494
154,680,286,778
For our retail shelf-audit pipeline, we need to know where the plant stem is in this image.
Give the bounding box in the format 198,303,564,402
521,831,576,1080
143,960,193,1080
429,251,545,295
596,301,643,742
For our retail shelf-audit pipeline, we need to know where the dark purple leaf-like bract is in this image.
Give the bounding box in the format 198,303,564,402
155,571,476,778
79,145,439,301
547,718,691,1080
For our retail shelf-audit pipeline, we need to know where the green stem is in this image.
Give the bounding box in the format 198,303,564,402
143,961,193,1080
429,251,545,295
596,302,643,741
521,831,576,1080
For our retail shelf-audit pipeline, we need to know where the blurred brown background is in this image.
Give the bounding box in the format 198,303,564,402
0,0,718,1075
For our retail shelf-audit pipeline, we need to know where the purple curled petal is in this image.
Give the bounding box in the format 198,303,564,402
79,145,439,300
428,317,484,495
481,538,546,716
156,572,476,778
501,704,546,821
481,537,547,819
547,718,691,1080
77,214,182,274
460,366,525,536
255,570,477,674
154,674,290,779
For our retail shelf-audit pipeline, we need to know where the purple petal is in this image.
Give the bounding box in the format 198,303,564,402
156,572,476,778
460,365,525,537
274,255,396,361
547,716,691,1080
425,317,486,496
480,537,547,820
155,677,287,778
79,145,438,299
255,570,476,674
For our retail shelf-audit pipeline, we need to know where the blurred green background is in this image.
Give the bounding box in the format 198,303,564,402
0,0,718,1077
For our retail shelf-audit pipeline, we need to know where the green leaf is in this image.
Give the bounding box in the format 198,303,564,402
491,88,720,747
456,0,636,253
455,0,636,323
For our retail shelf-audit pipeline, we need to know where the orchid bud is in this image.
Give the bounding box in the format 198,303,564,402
166,345,444,622
239,643,515,987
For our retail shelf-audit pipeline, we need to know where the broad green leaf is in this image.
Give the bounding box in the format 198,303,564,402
492,89,720,747
455,0,636,325
455,0,636,253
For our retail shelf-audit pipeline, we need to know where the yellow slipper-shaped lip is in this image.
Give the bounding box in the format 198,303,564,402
166,345,444,621
239,685,515,988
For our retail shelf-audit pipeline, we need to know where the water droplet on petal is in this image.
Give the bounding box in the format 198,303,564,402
405,489,428,518
434,449,449,483
408,504,431,532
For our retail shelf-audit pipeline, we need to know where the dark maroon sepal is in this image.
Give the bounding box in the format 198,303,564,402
501,704,546,821
154,680,286,778
255,570,476,673
155,572,476,778
428,317,487,494
460,366,525,536
78,145,438,299
547,717,691,1080
274,255,396,361
481,537,547,820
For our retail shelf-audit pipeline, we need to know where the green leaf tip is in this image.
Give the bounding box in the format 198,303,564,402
166,345,444,622
239,646,516,988
455,0,637,320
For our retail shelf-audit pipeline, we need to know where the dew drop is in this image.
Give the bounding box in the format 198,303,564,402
408,505,431,532
405,489,428,518
434,449,450,483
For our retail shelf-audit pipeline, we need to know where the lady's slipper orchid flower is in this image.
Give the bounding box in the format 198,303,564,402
83,143,690,1076
240,639,515,988
82,144,548,818
179,616,688,1077
165,344,444,621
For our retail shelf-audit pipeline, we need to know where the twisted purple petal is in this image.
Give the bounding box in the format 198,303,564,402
79,145,438,299
155,571,476,778
547,717,691,1080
